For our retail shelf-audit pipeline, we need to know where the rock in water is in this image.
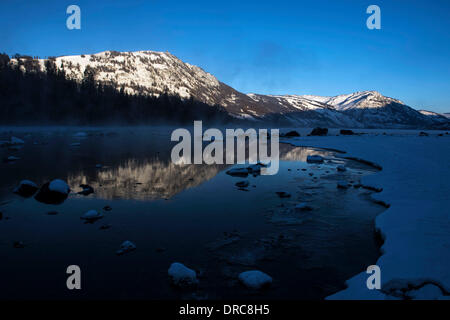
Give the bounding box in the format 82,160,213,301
168,262,198,287
35,179,70,204
116,240,136,255
282,130,300,137
80,210,103,222
337,181,349,189
226,167,249,177
295,203,313,212
309,127,328,136
306,155,324,164
340,129,355,135
13,180,39,198
337,165,347,172
247,163,267,175
238,270,272,289
235,180,249,188
78,184,94,196
276,191,291,198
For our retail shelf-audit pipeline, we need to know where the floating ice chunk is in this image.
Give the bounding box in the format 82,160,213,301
13,180,38,197
49,179,70,194
307,155,324,163
81,210,103,222
116,240,136,255
238,270,272,289
168,262,198,287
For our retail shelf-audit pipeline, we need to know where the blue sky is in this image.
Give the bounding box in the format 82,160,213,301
0,0,449,112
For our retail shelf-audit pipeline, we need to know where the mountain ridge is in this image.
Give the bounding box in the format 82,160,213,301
9,50,449,129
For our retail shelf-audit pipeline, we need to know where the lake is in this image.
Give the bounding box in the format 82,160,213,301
0,127,385,300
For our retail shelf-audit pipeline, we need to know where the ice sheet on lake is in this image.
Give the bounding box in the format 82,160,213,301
282,130,450,300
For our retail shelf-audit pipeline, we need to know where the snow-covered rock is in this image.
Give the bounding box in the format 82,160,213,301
168,262,198,287
13,180,38,197
80,210,103,222
35,179,70,204
116,240,136,255
238,270,272,289
49,179,70,194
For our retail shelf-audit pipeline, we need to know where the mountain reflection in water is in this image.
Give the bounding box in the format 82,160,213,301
67,144,333,200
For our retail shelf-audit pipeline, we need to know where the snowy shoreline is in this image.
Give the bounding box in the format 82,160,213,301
282,129,450,300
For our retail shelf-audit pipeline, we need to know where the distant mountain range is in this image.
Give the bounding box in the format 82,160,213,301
10,51,450,129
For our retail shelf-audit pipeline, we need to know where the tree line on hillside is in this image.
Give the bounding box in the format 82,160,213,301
0,54,234,125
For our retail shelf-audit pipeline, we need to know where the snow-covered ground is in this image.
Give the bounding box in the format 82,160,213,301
281,129,450,300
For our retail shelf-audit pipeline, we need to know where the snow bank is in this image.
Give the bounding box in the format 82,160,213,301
282,131,450,300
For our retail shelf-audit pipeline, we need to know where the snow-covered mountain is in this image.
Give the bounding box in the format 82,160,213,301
11,50,449,129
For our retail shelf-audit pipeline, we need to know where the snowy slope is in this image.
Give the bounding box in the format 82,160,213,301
281,130,450,300
10,51,449,129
